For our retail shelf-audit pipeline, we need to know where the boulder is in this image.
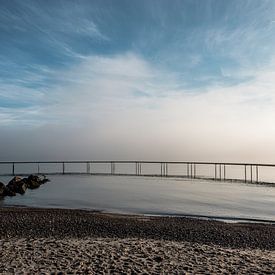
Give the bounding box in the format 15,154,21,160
8,176,22,185
41,175,49,184
25,174,42,189
7,176,28,195
3,187,16,197
0,182,6,196
0,174,50,197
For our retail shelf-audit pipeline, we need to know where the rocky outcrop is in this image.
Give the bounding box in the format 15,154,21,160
0,175,49,198
0,182,16,197
26,175,49,189
26,175,41,189
0,182,6,197
7,176,28,195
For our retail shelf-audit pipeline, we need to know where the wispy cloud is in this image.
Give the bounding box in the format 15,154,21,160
1,0,275,161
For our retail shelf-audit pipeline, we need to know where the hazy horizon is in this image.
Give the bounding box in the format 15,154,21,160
1,0,275,163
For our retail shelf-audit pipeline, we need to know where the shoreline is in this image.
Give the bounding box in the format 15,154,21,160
2,203,275,225
1,206,275,250
1,207,275,273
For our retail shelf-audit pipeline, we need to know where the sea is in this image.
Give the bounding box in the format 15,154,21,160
1,174,275,223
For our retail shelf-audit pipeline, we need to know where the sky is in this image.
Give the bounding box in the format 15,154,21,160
1,0,275,162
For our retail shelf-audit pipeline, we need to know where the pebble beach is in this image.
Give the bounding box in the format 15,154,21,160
0,207,275,274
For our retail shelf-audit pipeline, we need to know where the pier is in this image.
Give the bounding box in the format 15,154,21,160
1,160,275,184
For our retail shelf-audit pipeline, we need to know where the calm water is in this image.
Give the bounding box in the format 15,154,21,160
1,175,275,222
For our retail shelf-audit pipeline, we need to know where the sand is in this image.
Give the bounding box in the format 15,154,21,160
1,238,274,274
0,207,275,274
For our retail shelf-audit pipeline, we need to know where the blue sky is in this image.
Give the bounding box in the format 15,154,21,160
1,0,275,161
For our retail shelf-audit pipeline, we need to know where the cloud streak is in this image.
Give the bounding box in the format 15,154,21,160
1,0,275,161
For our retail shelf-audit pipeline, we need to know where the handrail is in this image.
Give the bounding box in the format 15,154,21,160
0,160,274,184
0,160,275,167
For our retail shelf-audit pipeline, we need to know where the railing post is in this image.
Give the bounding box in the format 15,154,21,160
37,163,40,175
244,165,247,182
214,164,217,180
111,161,115,175
86,162,90,174
62,162,65,175
193,163,196,178
187,163,189,178
223,164,226,180
256,165,259,183
12,162,15,176
250,165,253,183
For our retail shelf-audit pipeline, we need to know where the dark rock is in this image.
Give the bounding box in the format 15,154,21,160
0,182,6,196
0,174,50,198
26,175,42,189
41,175,50,184
8,176,22,185
3,187,16,197
7,176,27,195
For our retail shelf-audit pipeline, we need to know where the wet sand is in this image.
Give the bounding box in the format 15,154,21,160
0,207,275,274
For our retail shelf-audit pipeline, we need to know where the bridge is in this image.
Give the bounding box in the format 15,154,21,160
1,160,275,184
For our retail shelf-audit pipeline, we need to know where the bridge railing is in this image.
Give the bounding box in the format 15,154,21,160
0,161,275,184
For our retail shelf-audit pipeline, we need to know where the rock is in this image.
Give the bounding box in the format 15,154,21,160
0,182,16,197
25,174,42,189
0,174,50,198
41,175,50,184
7,176,27,195
4,188,16,197
8,176,22,185
0,182,6,196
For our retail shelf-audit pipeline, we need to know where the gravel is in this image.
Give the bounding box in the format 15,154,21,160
0,207,275,250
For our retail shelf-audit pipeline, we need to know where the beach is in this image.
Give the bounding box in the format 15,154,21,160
0,207,275,274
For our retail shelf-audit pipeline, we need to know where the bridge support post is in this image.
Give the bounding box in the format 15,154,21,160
110,162,115,175
136,162,141,175
86,162,90,174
